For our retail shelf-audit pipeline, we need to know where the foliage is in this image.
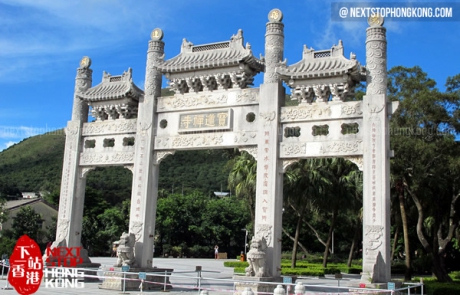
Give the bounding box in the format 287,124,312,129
423,280,460,295
156,191,250,258
224,261,249,268
0,131,65,193
389,66,460,282
227,151,257,227
0,236,16,257
11,206,44,242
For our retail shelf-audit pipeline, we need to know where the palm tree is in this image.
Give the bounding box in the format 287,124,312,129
227,151,257,228
284,159,331,268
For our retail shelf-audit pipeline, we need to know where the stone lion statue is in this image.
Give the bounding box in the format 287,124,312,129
245,236,267,277
115,232,136,267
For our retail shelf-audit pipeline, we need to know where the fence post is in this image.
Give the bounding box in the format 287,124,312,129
242,287,254,295
163,270,167,291
274,284,285,295
294,282,305,295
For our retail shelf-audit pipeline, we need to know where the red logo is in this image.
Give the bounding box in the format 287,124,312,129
45,246,83,267
8,235,44,295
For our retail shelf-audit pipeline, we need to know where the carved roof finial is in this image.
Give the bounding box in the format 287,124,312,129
368,13,384,27
231,29,243,42
268,8,283,22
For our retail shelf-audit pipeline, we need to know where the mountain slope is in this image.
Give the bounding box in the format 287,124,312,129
0,130,232,201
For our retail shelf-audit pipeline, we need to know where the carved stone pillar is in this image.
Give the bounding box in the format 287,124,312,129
263,9,284,84
129,28,164,268
362,16,391,283
254,9,284,278
55,58,92,251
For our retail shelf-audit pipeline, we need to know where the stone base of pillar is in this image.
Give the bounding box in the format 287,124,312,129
99,267,173,291
233,276,280,295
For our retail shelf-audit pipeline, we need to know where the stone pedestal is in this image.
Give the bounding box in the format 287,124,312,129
233,276,280,295
99,267,173,291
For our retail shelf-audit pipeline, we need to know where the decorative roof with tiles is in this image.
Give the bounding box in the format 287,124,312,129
78,68,144,102
277,40,365,83
158,29,264,74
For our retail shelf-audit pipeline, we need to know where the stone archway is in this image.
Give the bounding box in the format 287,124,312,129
55,9,396,283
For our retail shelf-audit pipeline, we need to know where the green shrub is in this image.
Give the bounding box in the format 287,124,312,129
324,267,341,274
450,271,460,280
281,268,324,277
224,261,248,268
234,267,246,274
424,281,460,295
347,267,362,274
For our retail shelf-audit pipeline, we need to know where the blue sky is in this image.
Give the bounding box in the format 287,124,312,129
0,0,459,151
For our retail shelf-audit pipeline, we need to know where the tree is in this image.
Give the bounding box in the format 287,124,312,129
227,151,257,229
12,206,44,243
389,66,460,282
284,159,331,268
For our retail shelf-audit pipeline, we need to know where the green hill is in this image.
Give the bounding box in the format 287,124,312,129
0,130,232,203
0,131,66,194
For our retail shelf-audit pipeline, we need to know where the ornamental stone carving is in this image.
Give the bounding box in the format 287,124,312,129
256,224,273,247
82,119,137,135
364,225,384,251
245,236,268,277
365,26,387,96
282,143,306,156
81,167,96,178
114,232,137,267
130,221,144,242
154,151,175,164
321,140,362,154
234,132,257,144
171,134,223,148
159,93,228,110
56,219,70,242
260,111,276,125
80,152,135,165
341,102,363,116
280,105,331,122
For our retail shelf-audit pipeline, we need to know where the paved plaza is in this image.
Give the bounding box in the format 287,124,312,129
0,257,371,295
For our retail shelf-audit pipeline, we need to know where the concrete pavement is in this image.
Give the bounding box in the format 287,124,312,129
0,257,410,295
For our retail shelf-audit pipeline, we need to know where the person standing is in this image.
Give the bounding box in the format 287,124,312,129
214,245,219,259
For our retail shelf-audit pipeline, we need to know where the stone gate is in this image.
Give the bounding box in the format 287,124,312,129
54,9,397,283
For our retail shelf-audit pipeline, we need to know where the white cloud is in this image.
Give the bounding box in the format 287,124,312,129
5,141,15,149
0,125,61,139
0,0,171,81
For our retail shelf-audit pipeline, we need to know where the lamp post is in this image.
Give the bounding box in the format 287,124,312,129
242,229,248,257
